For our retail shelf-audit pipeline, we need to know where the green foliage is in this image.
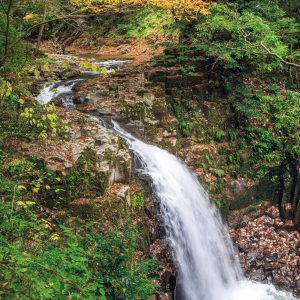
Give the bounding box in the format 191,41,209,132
174,105,193,137
79,60,109,75
214,197,226,210
234,86,300,177
20,101,70,140
0,79,12,100
0,92,69,145
212,128,226,142
64,148,107,201
0,15,31,73
132,191,145,209
0,145,159,299
117,8,176,38
158,2,299,77
0,205,158,299
178,117,192,137
85,226,158,299
193,3,299,72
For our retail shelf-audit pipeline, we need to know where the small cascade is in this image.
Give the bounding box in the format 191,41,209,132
36,59,128,105
36,78,84,105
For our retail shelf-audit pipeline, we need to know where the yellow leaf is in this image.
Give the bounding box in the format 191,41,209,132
16,201,36,207
33,187,40,194
23,13,36,21
50,233,60,241
17,185,27,190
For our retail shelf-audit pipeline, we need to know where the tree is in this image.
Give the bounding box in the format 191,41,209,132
234,87,300,225
70,0,210,16
192,3,300,72
1,0,13,60
34,0,47,53
0,0,89,68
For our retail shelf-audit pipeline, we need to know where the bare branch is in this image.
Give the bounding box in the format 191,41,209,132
239,28,300,68
260,42,300,68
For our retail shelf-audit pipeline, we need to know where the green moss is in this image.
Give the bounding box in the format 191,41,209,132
65,148,108,201
132,191,144,209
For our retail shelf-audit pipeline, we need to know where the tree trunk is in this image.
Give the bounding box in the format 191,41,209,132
293,171,300,223
294,188,300,229
288,157,298,204
4,0,13,58
35,0,47,54
278,163,286,220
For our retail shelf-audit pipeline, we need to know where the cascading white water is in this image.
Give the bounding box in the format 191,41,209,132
36,78,84,105
36,59,129,105
112,121,298,300
94,59,128,70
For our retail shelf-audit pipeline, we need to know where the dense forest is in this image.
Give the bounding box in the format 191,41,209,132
0,0,299,299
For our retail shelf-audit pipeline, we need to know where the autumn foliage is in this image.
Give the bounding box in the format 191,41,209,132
70,0,210,16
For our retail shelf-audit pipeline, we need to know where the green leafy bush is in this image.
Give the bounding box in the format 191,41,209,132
0,207,158,299
117,8,176,38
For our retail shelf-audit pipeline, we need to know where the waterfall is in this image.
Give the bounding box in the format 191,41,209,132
112,121,297,300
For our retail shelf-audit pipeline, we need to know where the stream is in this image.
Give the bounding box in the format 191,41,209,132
36,58,129,106
36,58,298,300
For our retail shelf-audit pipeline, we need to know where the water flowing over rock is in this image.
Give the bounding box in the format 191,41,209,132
113,121,297,300
34,55,299,299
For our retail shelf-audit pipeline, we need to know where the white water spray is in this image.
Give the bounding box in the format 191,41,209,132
36,78,84,105
94,59,128,69
113,121,297,300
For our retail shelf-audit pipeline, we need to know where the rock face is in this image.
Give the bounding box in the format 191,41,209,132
22,108,131,192
229,203,300,296
71,60,300,298
142,186,177,299
73,66,168,127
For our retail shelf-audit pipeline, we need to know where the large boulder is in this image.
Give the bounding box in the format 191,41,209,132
22,108,132,192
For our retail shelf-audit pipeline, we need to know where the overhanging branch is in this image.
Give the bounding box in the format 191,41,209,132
260,42,300,68
239,28,300,68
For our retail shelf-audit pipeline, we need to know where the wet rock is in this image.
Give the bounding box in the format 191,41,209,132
240,215,251,227
125,120,145,136
60,69,82,79
273,275,291,290
143,92,155,107
228,201,271,228
146,69,167,83
252,268,266,281
246,252,258,264
230,203,300,296
150,239,172,262
229,179,247,193
265,252,279,263
295,279,300,295
113,183,131,207
73,95,88,105
263,263,275,272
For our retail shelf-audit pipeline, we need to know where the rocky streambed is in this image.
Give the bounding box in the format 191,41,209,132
230,202,300,296
31,53,300,299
